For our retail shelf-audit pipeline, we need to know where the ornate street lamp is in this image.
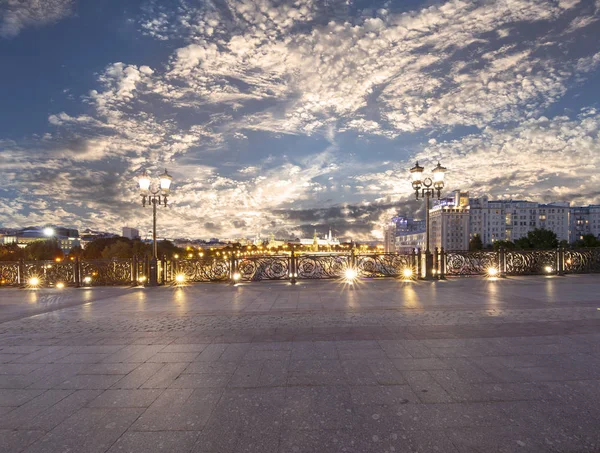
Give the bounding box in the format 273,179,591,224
138,169,173,286
410,161,447,279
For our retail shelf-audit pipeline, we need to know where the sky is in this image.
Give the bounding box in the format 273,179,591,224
0,0,599,241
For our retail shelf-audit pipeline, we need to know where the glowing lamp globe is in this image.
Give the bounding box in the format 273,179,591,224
159,169,172,194
138,171,151,194
433,162,447,183
410,161,424,184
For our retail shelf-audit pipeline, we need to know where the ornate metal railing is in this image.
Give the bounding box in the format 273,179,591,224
1,248,599,287
564,249,600,274
175,258,230,282
236,256,290,281
296,254,351,279
444,251,499,276
356,253,416,278
504,250,557,275
80,259,132,286
0,262,20,286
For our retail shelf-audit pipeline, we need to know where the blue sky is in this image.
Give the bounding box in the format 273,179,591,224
1,0,599,240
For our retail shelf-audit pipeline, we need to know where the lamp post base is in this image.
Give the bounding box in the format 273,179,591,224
421,251,435,280
147,257,159,287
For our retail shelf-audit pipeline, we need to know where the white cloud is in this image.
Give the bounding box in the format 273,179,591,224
0,0,74,38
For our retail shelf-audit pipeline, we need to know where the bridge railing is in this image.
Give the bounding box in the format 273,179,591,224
1,248,598,287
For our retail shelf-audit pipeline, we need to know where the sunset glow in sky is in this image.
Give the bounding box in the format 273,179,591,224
1,0,599,239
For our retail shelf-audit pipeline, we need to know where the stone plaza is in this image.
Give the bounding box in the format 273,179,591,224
0,276,599,452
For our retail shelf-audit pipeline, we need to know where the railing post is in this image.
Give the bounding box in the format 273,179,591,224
161,255,167,284
417,248,423,279
230,257,236,284
74,257,80,288
433,247,439,279
557,247,564,276
18,259,25,288
439,247,446,280
499,247,507,278
351,247,356,269
290,248,297,285
145,255,150,285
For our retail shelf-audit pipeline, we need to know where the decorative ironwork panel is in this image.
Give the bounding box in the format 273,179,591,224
237,256,290,281
356,253,415,278
177,259,230,282
505,250,557,275
24,261,75,286
80,259,132,286
0,262,19,285
565,249,600,273
445,251,499,276
297,254,350,279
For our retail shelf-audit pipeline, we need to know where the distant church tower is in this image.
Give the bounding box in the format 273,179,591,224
312,229,319,252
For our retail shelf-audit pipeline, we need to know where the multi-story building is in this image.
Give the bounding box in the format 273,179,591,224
1,226,80,254
429,190,470,251
395,232,426,252
383,222,396,253
569,205,600,242
469,197,570,245
391,216,425,236
122,227,140,240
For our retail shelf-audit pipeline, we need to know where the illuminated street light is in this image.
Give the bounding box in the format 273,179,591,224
544,266,553,274
28,277,40,287
175,274,186,284
487,267,499,277
402,268,414,279
138,169,174,287
344,268,358,282
233,272,241,281
43,227,55,237
56,282,65,289
410,161,447,279
83,276,92,284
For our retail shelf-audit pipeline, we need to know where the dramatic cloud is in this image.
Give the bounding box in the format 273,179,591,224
0,0,74,38
2,0,600,240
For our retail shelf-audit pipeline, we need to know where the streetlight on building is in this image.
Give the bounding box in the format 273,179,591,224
138,169,173,286
410,161,447,279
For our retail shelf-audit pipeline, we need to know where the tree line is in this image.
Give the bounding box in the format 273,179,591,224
469,228,600,251
0,237,185,261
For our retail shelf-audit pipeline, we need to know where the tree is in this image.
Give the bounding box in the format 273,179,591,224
67,245,83,259
0,243,25,261
492,240,516,251
514,228,558,250
469,234,483,251
82,237,122,259
24,240,64,261
574,234,600,248
101,241,133,259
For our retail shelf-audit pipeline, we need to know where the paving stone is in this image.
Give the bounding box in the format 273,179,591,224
88,389,163,408
111,363,164,389
0,429,45,452
0,388,44,406
107,430,200,453
141,363,187,389
25,407,143,453
22,389,103,431
132,388,222,431
0,389,72,428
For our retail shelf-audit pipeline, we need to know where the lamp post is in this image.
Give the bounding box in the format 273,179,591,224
138,169,173,286
410,161,447,279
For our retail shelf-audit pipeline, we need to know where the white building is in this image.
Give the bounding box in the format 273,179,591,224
570,205,600,242
383,223,396,253
395,232,425,253
122,227,140,240
429,191,470,251
469,196,570,245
